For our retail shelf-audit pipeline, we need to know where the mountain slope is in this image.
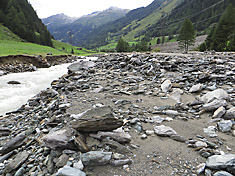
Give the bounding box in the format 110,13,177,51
44,7,129,46
0,0,53,46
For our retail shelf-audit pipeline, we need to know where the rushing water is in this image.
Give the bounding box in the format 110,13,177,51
0,57,97,116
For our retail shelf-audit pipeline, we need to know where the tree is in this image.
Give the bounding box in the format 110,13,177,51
116,38,130,52
210,4,235,51
178,18,195,52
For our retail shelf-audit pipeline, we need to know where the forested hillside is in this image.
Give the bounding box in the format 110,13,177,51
146,0,235,38
0,0,53,47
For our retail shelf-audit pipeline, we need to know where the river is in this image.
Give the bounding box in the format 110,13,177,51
0,57,97,116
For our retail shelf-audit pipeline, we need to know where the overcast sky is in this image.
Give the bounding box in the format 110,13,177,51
28,0,154,19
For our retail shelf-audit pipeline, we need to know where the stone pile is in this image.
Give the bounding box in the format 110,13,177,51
0,53,234,175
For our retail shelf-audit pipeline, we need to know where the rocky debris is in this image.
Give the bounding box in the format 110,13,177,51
0,53,234,176
56,165,86,176
213,171,233,176
154,125,177,137
223,107,235,120
81,151,112,166
189,83,204,93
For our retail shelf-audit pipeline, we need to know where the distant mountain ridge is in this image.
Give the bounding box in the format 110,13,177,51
43,7,129,45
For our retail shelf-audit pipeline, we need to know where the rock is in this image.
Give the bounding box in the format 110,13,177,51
71,106,123,132
204,126,218,138
203,99,227,112
74,135,90,153
206,154,235,172
199,89,229,103
223,107,235,120
196,163,206,175
56,154,69,168
102,138,131,154
73,160,84,170
56,165,86,176
68,61,95,72
41,128,77,150
90,130,132,143
189,84,204,93
170,88,183,103
0,132,26,154
165,110,179,116
170,135,186,142
154,125,177,137
81,151,112,166
161,79,172,92
110,159,133,166
4,151,29,173
213,106,226,118
213,171,233,176
195,141,208,148
0,127,11,136
146,130,155,136
7,81,21,84
0,70,4,76
217,120,233,132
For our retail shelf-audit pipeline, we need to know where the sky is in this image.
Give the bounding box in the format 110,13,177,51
28,0,154,19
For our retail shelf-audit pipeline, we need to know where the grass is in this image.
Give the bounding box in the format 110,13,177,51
0,24,98,56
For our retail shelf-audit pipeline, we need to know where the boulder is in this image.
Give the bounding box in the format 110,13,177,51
154,125,177,137
71,106,123,132
7,80,21,85
213,171,233,176
81,151,112,166
206,154,235,173
68,61,95,72
203,99,227,112
41,128,77,150
199,89,229,103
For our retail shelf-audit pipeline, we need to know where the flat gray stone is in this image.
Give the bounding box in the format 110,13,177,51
213,106,226,118
68,61,95,72
189,84,204,93
203,126,218,138
56,165,86,176
154,125,177,137
4,151,29,173
81,151,112,166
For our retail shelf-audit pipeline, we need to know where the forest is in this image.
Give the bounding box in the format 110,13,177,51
0,0,53,47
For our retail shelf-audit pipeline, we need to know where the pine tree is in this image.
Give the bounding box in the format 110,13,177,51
210,4,235,51
178,18,195,52
116,38,130,52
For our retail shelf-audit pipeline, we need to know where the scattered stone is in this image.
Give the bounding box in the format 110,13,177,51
196,163,206,175
4,151,29,173
56,154,69,168
154,125,177,137
81,151,112,166
223,107,235,120
68,61,95,72
204,126,218,138
161,79,172,92
206,154,235,171
56,165,86,176
212,106,226,118
217,120,233,133
189,84,204,93
73,160,84,170
7,81,21,84
110,159,133,167
199,89,229,103
203,99,227,112
213,171,233,176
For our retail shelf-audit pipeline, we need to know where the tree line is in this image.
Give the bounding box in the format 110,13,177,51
0,0,53,47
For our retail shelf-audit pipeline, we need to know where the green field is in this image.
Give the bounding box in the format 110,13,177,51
0,24,97,56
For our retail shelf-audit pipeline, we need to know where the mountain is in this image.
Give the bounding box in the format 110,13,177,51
42,13,79,31
0,0,53,47
43,7,129,46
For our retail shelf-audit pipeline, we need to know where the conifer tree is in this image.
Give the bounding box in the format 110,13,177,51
116,38,130,52
178,18,195,52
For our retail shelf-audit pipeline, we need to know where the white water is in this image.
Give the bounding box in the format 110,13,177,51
0,57,97,116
